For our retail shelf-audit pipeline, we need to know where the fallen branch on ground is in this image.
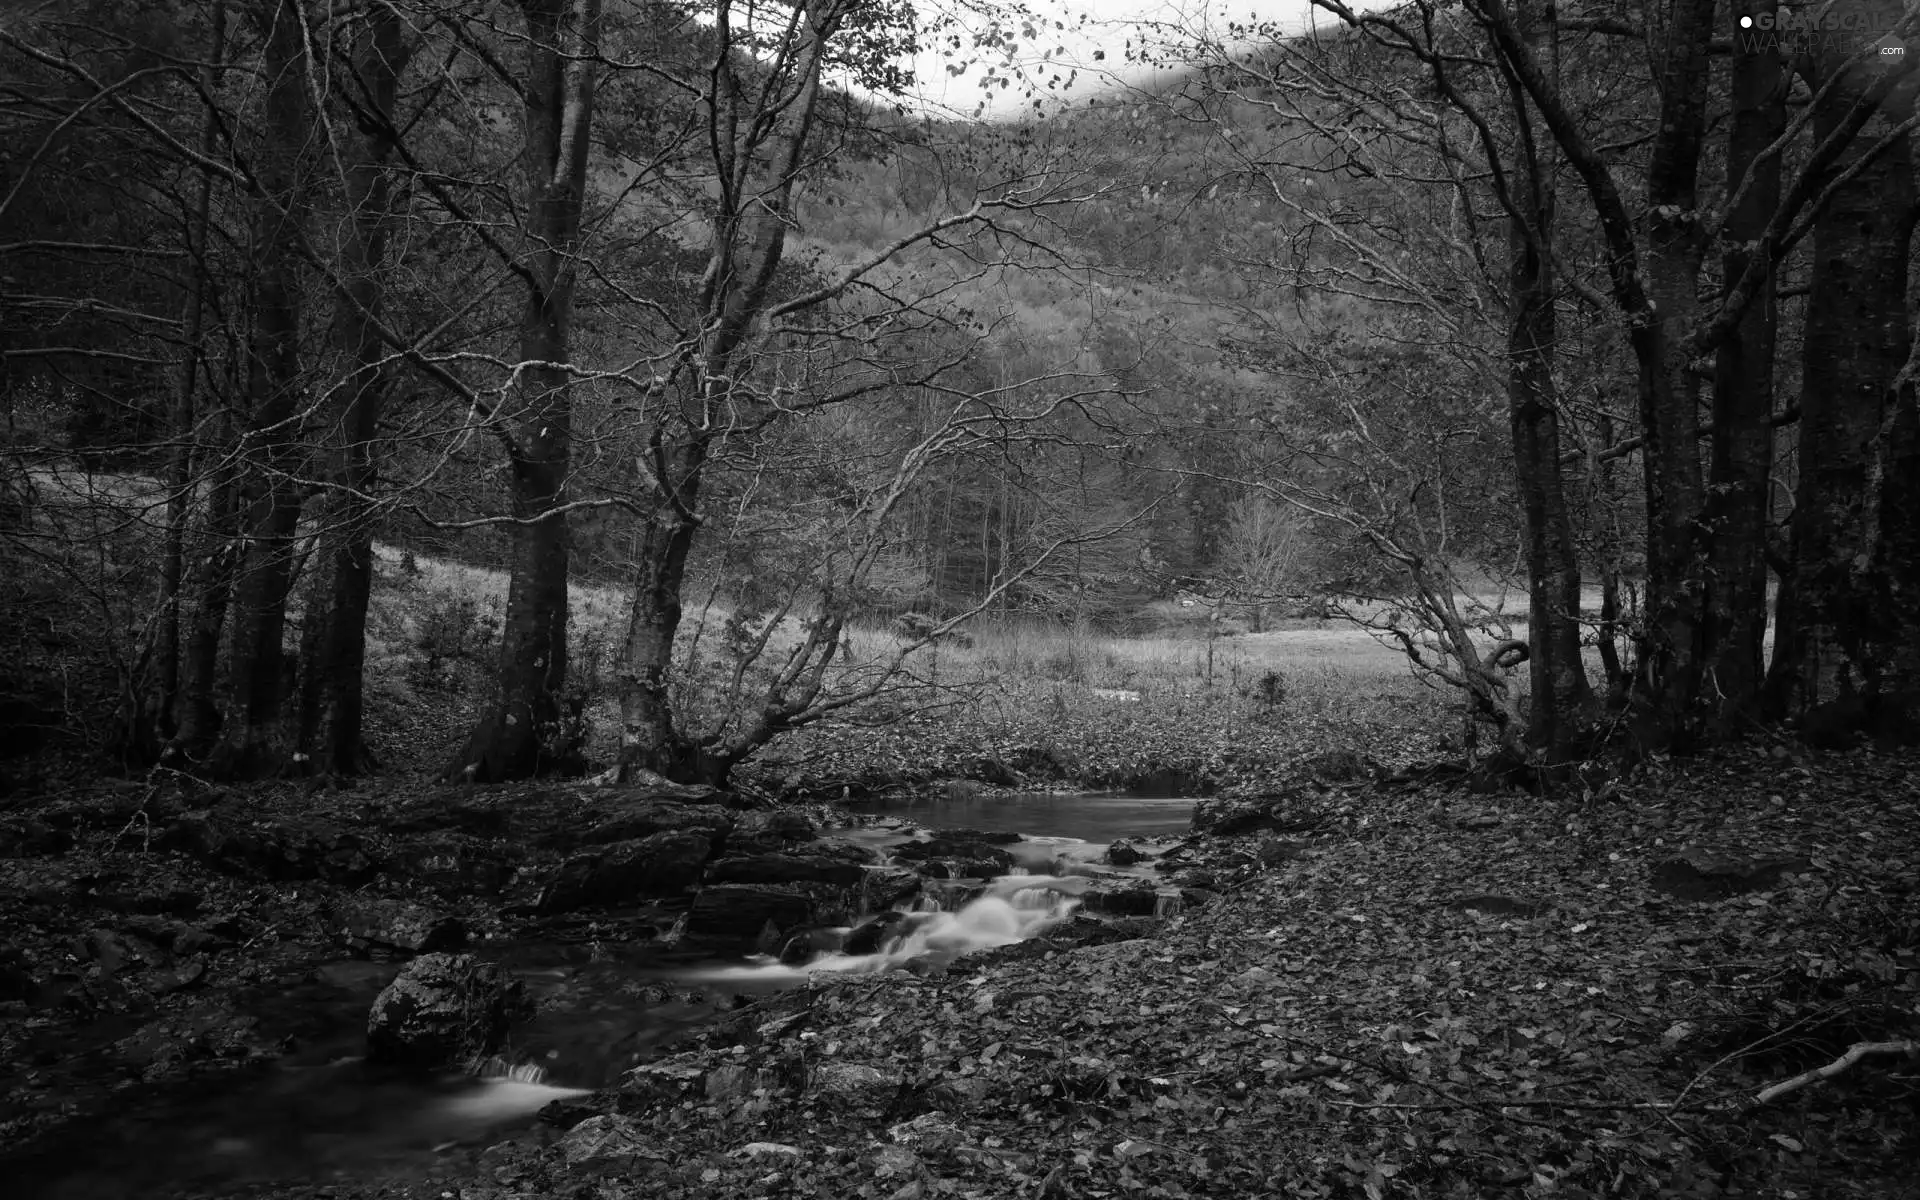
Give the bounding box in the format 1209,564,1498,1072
1754,1040,1919,1105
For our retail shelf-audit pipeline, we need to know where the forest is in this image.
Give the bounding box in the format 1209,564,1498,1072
1,1,1917,1198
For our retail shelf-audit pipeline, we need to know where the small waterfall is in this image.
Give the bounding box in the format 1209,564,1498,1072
908,892,949,913
1153,892,1186,918
442,1057,591,1123
677,875,1092,986
471,1056,550,1084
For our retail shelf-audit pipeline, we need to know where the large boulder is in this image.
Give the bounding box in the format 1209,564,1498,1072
681,885,814,952
365,953,530,1069
537,832,712,914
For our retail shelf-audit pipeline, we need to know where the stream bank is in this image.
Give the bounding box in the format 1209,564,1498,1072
0,773,1211,1199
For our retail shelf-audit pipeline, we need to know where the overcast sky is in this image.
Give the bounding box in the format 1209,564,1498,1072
886,0,1331,119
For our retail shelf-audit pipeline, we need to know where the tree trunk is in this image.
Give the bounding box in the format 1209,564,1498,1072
132,0,229,760
1502,1,1591,759
1703,6,1785,737
615,442,708,783
445,0,600,782
298,2,409,776
1629,0,1718,743
1768,36,1916,725
204,0,314,780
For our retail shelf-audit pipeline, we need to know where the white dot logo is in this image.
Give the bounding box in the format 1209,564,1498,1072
1739,15,1754,26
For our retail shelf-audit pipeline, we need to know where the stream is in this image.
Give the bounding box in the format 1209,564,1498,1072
8,793,1196,1199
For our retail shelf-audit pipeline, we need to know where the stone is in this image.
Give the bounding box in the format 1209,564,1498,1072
1105,841,1143,866
777,926,846,965
560,1114,668,1169
537,831,712,914
391,834,518,893
704,851,867,888
1178,887,1220,909
163,811,378,882
1650,848,1813,902
682,885,814,952
365,952,530,1069
859,867,923,911
930,827,1023,845
727,810,819,853
330,896,467,954
811,1061,899,1102
580,800,733,847
0,818,73,857
844,910,910,956
1080,882,1162,916
891,838,1015,868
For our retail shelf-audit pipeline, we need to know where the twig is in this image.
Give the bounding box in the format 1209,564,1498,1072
1753,1040,1920,1105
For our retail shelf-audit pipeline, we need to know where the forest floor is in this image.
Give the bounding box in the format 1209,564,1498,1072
1,734,1915,1200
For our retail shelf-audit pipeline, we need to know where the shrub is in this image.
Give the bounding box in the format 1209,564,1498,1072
407,595,499,694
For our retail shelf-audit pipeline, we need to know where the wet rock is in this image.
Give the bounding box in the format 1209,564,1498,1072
365,952,531,1070
778,926,846,965
892,839,1015,869
860,867,923,910
601,771,728,806
1079,883,1163,916
162,811,378,882
811,1061,899,1102
931,827,1023,845
1105,841,1143,867
0,817,73,857
537,831,712,914
706,850,867,888
1650,848,1813,902
118,915,223,956
727,810,819,853
391,834,519,894
1178,887,1219,909
114,1004,266,1078
330,896,467,954
923,857,1016,880
681,885,813,952
622,1051,707,1105
844,910,911,956
560,1113,668,1170
1169,869,1217,889
581,800,734,847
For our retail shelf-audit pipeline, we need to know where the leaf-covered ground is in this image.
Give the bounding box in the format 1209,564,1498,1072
294,741,1917,1200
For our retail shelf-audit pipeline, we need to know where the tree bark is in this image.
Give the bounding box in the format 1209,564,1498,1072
204,0,315,779
1703,4,1785,736
1768,26,1917,725
298,1,410,775
445,0,600,782
1503,0,1592,759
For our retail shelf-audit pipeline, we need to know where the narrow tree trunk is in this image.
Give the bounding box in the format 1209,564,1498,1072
298,3,409,776
1703,7,1785,737
445,0,600,782
1767,43,1915,725
203,0,314,779
615,440,709,782
1627,0,1719,745
1501,4,1591,759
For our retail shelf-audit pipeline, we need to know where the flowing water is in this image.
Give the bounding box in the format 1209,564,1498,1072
8,794,1195,1198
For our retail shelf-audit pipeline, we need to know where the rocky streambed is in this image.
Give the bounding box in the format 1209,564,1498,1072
0,775,1227,1199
